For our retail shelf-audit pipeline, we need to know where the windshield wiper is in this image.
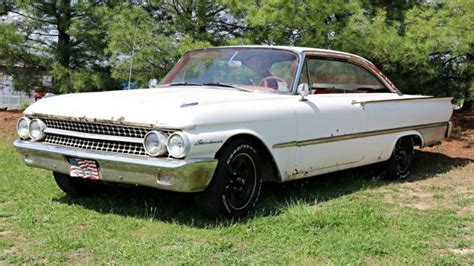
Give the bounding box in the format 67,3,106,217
202,82,252,92
168,82,202,86
167,81,252,92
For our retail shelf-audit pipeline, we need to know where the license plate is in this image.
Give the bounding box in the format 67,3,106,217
68,158,100,180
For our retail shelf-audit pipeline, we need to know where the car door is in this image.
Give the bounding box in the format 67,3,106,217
293,57,388,178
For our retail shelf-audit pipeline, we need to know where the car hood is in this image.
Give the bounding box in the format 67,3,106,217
24,86,285,127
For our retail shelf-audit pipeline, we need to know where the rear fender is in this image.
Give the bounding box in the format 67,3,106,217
388,130,423,156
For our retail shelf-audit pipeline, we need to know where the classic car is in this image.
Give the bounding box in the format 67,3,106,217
14,46,454,217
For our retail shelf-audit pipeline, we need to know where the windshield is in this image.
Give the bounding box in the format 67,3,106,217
161,48,299,93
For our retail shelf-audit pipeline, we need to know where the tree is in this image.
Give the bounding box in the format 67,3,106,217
224,0,359,47
144,0,245,46
106,1,243,86
0,0,471,108
106,4,176,87
0,1,119,93
227,0,473,108
338,0,473,108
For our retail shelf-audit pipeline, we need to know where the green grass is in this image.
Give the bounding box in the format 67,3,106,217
1,140,473,264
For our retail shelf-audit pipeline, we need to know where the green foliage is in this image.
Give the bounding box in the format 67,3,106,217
0,1,118,92
225,0,360,47
176,35,212,55
231,0,473,108
0,0,472,107
145,0,244,46
107,5,176,87
0,23,23,64
0,20,43,93
18,100,30,110
51,63,119,94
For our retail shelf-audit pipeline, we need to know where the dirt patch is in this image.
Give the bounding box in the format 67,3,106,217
0,229,17,257
67,248,93,263
2,246,17,256
457,205,474,218
448,248,474,255
0,110,23,140
423,110,474,160
384,163,473,205
0,230,12,238
384,188,454,211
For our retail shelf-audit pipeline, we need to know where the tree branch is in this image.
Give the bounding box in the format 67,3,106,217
207,7,226,17
26,37,55,49
30,32,58,37
71,1,102,18
9,10,55,24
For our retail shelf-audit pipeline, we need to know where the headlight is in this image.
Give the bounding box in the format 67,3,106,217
17,117,31,139
167,132,190,159
143,131,168,156
28,119,47,141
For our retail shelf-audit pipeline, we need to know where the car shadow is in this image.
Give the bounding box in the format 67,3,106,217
53,150,473,228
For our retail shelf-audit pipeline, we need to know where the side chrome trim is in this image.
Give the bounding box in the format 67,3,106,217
352,96,453,105
44,128,144,144
273,122,449,149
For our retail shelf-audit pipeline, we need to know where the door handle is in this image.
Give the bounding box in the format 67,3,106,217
351,100,366,109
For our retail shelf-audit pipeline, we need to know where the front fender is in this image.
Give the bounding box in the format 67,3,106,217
185,128,272,159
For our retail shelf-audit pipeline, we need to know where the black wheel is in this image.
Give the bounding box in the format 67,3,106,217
53,172,99,196
195,140,263,218
384,137,414,180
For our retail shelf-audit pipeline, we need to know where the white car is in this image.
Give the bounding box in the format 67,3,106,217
14,46,454,217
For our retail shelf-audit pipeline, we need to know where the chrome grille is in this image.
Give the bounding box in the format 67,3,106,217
43,119,149,138
41,118,155,156
45,134,147,156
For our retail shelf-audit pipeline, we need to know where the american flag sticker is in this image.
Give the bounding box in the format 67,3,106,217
68,158,100,180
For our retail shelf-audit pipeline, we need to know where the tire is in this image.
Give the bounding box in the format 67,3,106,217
53,172,99,197
384,137,414,180
195,140,263,218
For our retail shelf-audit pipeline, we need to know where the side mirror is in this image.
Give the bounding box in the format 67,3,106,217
149,78,158,88
297,83,310,101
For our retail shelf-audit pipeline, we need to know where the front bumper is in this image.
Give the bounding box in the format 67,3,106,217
14,140,217,192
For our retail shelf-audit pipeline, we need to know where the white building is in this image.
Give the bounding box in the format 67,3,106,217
0,73,34,110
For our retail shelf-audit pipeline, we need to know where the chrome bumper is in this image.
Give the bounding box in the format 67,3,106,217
13,140,217,192
446,121,453,138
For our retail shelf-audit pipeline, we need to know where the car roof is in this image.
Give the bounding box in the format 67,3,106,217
204,45,374,66
201,45,400,93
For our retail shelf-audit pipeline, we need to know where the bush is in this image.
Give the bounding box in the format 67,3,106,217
18,101,30,110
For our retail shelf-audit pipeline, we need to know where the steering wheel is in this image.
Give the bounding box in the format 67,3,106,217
258,76,288,90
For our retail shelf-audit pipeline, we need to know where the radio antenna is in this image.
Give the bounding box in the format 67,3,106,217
127,18,139,90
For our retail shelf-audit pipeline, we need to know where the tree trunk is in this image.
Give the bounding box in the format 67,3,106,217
56,0,71,68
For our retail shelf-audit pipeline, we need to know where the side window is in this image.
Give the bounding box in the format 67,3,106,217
306,58,387,94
